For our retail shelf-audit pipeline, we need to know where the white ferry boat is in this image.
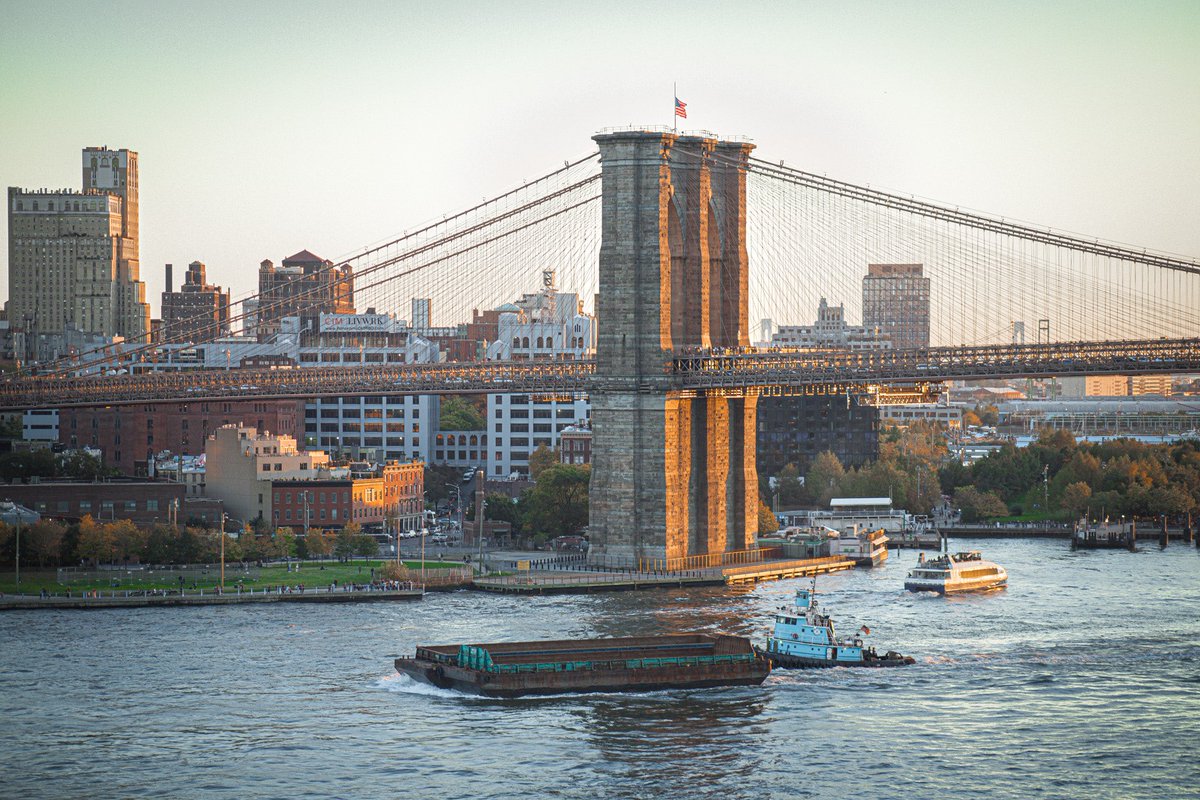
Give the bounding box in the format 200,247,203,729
904,551,1007,594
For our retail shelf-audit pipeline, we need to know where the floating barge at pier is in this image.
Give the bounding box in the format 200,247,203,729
394,633,771,697
1071,519,1137,550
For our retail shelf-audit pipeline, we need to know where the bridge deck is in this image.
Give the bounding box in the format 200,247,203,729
0,338,1196,410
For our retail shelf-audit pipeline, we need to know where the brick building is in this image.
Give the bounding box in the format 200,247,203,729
160,260,231,344
559,423,592,465
252,249,354,339
271,460,424,532
58,399,305,475
1,479,224,527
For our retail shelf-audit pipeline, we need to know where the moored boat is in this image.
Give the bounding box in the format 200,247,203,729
395,633,771,697
1071,518,1136,550
755,581,914,668
830,524,889,566
904,550,1007,594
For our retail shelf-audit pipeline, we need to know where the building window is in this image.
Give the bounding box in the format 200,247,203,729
147,500,159,511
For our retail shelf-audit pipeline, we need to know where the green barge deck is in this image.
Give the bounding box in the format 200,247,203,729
395,633,770,697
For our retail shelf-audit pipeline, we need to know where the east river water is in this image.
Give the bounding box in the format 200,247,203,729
1,538,1198,800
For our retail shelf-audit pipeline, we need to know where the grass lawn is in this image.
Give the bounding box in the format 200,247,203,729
0,558,463,595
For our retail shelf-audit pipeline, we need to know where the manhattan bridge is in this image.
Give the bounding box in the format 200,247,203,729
3,129,1198,564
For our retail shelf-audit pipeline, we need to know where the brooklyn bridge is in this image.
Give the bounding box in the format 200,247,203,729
5,129,1198,565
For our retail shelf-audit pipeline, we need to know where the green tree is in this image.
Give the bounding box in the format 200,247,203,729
307,529,333,558
525,465,589,540
335,523,360,561
438,396,486,430
1061,481,1093,518
354,533,379,559
805,451,845,507
484,492,524,535
107,519,146,563
0,415,22,439
953,486,1009,522
59,450,111,480
24,520,66,568
528,444,559,480
774,463,805,508
143,525,175,564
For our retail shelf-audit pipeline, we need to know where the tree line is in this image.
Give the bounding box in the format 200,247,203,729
0,516,383,569
481,446,589,543
764,422,1200,523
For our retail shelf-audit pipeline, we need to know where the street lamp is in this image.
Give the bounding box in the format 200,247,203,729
445,484,463,540
8,499,21,587
220,512,229,591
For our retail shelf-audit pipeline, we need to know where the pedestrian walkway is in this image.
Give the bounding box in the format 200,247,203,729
0,584,424,611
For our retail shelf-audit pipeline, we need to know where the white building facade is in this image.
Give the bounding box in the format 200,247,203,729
771,297,890,351
482,274,596,478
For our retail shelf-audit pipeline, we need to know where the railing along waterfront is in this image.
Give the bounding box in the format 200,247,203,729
638,546,783,573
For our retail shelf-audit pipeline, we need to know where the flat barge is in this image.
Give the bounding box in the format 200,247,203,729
394,633,771,697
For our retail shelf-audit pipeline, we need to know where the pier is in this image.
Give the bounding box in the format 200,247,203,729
472,555,854,594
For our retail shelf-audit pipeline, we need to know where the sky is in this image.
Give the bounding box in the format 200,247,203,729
2,0,1198,317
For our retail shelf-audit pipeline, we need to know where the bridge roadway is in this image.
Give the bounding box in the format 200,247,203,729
1,337,1196,411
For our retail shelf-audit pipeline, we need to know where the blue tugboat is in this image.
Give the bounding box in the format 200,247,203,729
756,580,914,668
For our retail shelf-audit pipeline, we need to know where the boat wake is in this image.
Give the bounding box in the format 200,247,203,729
374,673,471,700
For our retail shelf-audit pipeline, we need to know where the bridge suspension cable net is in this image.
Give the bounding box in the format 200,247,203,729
738,153,1199,348
23,153,602,379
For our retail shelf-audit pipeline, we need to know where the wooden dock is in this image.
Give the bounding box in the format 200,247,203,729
721,556,855,585
472,555,855,594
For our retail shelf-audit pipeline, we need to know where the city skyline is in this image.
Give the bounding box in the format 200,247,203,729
3,1,1199,316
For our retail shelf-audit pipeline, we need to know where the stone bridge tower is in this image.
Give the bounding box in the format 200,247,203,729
588,130,758,566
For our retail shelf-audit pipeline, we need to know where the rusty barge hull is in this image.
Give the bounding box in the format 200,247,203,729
394,633,771,697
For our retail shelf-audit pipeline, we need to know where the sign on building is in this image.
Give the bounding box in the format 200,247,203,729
319,313,390,333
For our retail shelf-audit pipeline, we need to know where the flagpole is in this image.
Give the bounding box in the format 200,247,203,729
673,82,677,131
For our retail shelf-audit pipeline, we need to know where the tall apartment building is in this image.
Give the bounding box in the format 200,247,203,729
411,298,431,330
862,263,930,350
7,147,150,359
252,249,354,339
160,261,231,344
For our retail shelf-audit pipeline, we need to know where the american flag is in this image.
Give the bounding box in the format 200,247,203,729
674,97,687,119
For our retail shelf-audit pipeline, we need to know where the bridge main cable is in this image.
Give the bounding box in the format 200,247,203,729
22,152,602,379
741,155,1200,275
